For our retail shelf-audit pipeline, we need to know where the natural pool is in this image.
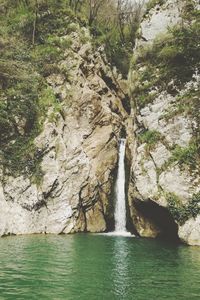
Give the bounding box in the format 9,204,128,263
0,234,199,299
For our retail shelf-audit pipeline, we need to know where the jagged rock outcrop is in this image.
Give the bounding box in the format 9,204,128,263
128,0,200,245
0,26,130,236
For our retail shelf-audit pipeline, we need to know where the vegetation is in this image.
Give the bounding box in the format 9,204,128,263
81,0,144,76
168,144,198,169
0,0,76,176
130,1,200,108
146,0,165,12
167,192,200,225
139,129,161,151
160,86,200,170
162,95,194,122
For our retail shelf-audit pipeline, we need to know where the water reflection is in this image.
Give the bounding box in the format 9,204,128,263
112,237,131,299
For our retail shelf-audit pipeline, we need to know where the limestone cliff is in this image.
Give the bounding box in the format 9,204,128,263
0,25,131,235
0,0,199,247
128,0,200,245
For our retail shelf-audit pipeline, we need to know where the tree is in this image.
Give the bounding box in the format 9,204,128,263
69,0,83,14
32,0,38,45
116,0,145,47
88,0,108,26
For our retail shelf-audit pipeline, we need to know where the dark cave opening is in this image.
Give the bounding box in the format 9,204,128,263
134,199,179,242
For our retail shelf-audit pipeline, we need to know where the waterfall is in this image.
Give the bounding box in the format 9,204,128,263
114,138,127,233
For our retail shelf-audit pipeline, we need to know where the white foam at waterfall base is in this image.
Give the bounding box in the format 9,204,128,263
103,231,133,237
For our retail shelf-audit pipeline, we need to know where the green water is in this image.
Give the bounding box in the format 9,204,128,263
0,234,199,300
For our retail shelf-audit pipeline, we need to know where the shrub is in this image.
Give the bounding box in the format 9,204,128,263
167,192,200,225
158,45,182,62
31,44,62,64
139,129,161,151
146,0,165,12
169,144,198,169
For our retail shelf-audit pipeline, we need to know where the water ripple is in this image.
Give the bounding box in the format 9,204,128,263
0,235,199,299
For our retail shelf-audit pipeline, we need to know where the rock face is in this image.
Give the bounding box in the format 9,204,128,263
128,0,200,245
128,91,200,244
0,27,130,236
138,0,182,46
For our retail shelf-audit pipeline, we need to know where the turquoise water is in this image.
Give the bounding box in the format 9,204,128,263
0,234,199,300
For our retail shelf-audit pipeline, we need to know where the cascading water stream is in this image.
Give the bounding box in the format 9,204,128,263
100,138,132,237
114,138,129,234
